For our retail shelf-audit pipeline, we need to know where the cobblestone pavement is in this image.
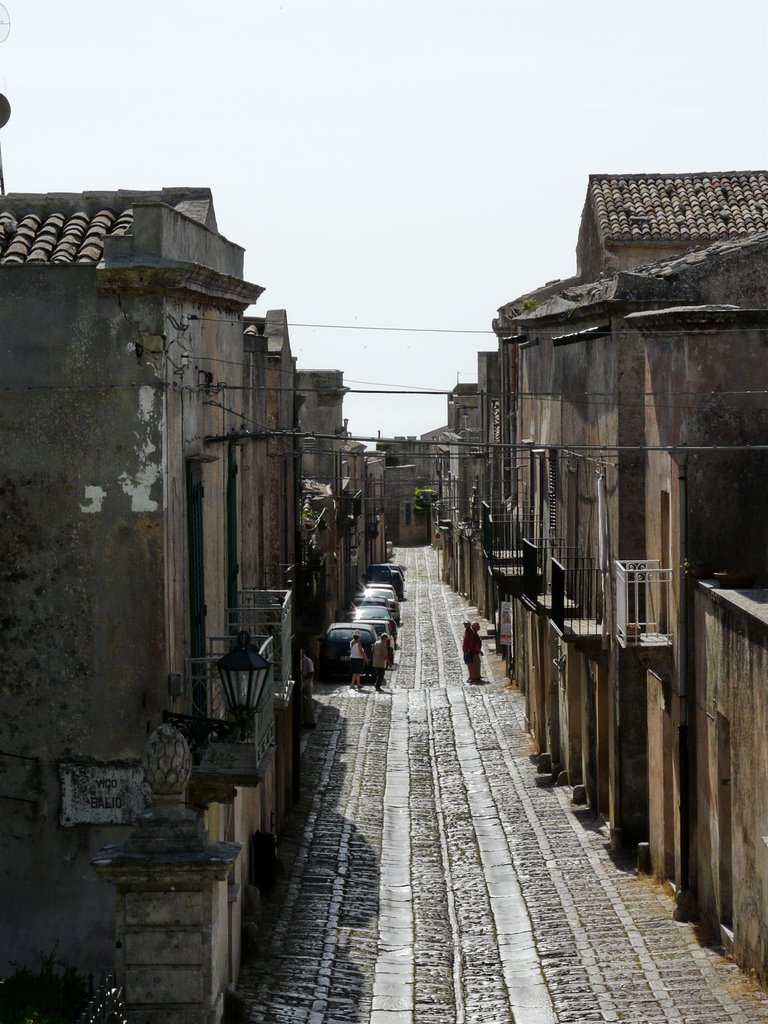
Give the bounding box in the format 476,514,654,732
240,547,768,1023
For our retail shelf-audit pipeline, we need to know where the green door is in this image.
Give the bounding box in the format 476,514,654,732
187,464,206,716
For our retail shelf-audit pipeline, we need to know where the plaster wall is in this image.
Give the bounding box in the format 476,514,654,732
0,207,263,974
264,315,297,591
515,318,650,842
238,332,270,593
0,270,170,970
694,585,768,980
297,369,346,483
384,466,431,547
560,649,583,785
643,322,768,581
106,203,245,279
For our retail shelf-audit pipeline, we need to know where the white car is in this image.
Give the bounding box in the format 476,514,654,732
359,584,400,623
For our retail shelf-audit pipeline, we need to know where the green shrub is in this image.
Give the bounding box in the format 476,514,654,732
0,950,90,1024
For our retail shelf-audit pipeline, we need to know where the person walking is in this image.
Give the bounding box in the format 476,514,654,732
462,620,483,682
349,632,368,690
371,634,388,691
301,650,315,727
383,632,394,668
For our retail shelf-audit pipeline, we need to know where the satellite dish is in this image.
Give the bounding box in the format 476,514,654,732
0,5,9,44
0,94,10,130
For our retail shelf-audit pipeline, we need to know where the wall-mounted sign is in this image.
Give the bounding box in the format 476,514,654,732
59,763,149,827
500,602,513,645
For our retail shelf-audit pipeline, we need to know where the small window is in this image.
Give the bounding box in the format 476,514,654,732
405,503,412,526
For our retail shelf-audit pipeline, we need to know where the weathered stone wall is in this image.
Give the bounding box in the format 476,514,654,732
0,197,266,975
297,368,346,484
383,465,431,547
693,585,768,980
265,312,297,591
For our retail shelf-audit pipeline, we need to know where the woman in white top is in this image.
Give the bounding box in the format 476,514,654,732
349,633,367,690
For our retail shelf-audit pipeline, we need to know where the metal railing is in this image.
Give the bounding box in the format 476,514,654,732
615,560,673,646
230,589,293,701
481,503,541,576
522,539,540,603
78,974,126,1024
550,555,603,636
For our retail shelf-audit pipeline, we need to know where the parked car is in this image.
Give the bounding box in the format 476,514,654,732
358,584,400,623
387,569,405,598
352,595,398,628
366,563,405,600
355,617,397,647
351,604,398,639
318,622,377,681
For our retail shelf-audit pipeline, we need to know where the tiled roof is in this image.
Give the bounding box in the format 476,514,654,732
630,228,768,278
0,207,133,264
0,188,217,266
589,172,768,244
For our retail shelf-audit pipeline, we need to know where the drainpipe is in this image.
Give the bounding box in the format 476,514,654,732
676,455,691,899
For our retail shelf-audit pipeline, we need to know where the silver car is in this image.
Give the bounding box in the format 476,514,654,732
359,584,400,623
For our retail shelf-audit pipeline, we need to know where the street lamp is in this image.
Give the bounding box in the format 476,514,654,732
216,631,271,740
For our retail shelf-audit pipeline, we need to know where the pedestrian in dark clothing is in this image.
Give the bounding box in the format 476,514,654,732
371,636,388,691
463,620,483,682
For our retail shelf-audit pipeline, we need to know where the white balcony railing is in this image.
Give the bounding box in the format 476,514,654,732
615,560,673,647
230,589,293,703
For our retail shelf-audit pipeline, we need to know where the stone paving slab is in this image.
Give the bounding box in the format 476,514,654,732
240,546,768,1023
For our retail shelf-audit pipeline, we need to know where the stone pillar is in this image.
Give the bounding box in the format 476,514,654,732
93,724,241,1024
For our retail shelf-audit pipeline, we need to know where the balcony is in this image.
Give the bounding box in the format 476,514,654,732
481,503,540,580
549,555,604,640
168,633,276,804
229,589,294,707
615,560,673,647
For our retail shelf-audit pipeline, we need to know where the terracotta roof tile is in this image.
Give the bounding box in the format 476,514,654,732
589,171,768,244
0,205,131,265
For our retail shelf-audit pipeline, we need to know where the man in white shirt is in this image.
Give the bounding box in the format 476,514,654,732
371,635,388,692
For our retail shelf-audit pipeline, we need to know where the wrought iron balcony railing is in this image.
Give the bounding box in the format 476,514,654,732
549,555,603,638
481,503,542,577
615,560,673,647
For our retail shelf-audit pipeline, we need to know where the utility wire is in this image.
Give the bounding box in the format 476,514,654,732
190,313,768,339
289,322,495,335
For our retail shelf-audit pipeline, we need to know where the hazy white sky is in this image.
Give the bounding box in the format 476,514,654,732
1,0,766,439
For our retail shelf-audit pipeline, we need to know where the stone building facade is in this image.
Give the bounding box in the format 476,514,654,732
0,188,290,981
482,171,768,983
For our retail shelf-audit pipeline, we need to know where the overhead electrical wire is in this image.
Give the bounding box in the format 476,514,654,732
188,313,768,340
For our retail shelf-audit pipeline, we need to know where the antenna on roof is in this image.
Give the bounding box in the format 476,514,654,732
0,93,10,196
0,5,9,195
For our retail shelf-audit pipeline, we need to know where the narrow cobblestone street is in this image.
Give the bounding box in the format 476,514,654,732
240,547,768,1024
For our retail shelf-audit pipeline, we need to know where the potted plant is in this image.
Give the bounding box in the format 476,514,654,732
713,570,756,589
681,559,714,579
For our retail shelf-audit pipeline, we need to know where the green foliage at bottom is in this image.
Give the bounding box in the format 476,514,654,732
0,951,90,1024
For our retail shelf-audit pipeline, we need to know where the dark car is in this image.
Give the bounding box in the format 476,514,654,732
389,566,405,599
366,563,405,599
355,617,396,644
351,599,398,638
358,584,400,623
350,598,397,638
318,622,377,681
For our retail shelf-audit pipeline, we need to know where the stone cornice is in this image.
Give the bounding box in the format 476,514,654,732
97,262,264,312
